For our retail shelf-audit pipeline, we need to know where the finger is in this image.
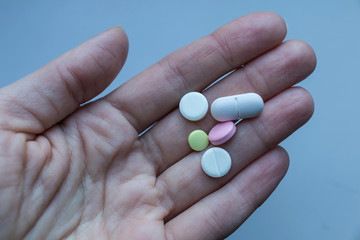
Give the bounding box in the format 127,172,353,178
164,147,289,240
105,11,287,132
143,40,316,173
0,26,128,134
156,87,313,220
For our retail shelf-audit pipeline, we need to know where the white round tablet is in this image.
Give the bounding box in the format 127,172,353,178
201,147,231,178
179,92,208,121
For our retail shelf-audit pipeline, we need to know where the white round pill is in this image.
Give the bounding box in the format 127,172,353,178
179,92,208,121
201,147,231,178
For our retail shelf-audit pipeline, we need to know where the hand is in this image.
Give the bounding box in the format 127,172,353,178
0,12,316,240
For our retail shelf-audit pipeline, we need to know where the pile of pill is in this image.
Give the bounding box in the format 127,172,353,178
179,92,264,178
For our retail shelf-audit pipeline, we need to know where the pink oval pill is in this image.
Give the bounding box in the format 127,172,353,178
208,121,236,145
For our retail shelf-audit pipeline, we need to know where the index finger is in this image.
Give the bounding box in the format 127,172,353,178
104,11,287,133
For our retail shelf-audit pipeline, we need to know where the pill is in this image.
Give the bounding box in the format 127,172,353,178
188,130,209,151
208,121,236,145
211,93,264,122
201,147,231,178
179,92,208,121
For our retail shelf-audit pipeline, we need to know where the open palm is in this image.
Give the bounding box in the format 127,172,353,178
0,12,316,240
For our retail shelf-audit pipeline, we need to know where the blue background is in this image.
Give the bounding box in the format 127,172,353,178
1,0,360,239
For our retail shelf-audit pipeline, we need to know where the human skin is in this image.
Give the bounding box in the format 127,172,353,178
0,12,316,240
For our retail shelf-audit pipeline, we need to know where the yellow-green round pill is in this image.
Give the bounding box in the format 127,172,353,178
188,130,209,151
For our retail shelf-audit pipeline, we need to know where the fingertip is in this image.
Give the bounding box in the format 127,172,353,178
249,146,290,187
271,146,290,178
239,146,290,211
95,25,129,73
282,39,317,77
290,86,315,121
210,11,288,72
108,25,129,56
244,11,288,43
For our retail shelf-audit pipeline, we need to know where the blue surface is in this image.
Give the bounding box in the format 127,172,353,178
1,0,360,239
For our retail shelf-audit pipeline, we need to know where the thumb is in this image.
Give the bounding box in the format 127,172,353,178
0,26,128,134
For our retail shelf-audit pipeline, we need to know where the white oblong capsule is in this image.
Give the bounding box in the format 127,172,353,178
211,93,264,122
